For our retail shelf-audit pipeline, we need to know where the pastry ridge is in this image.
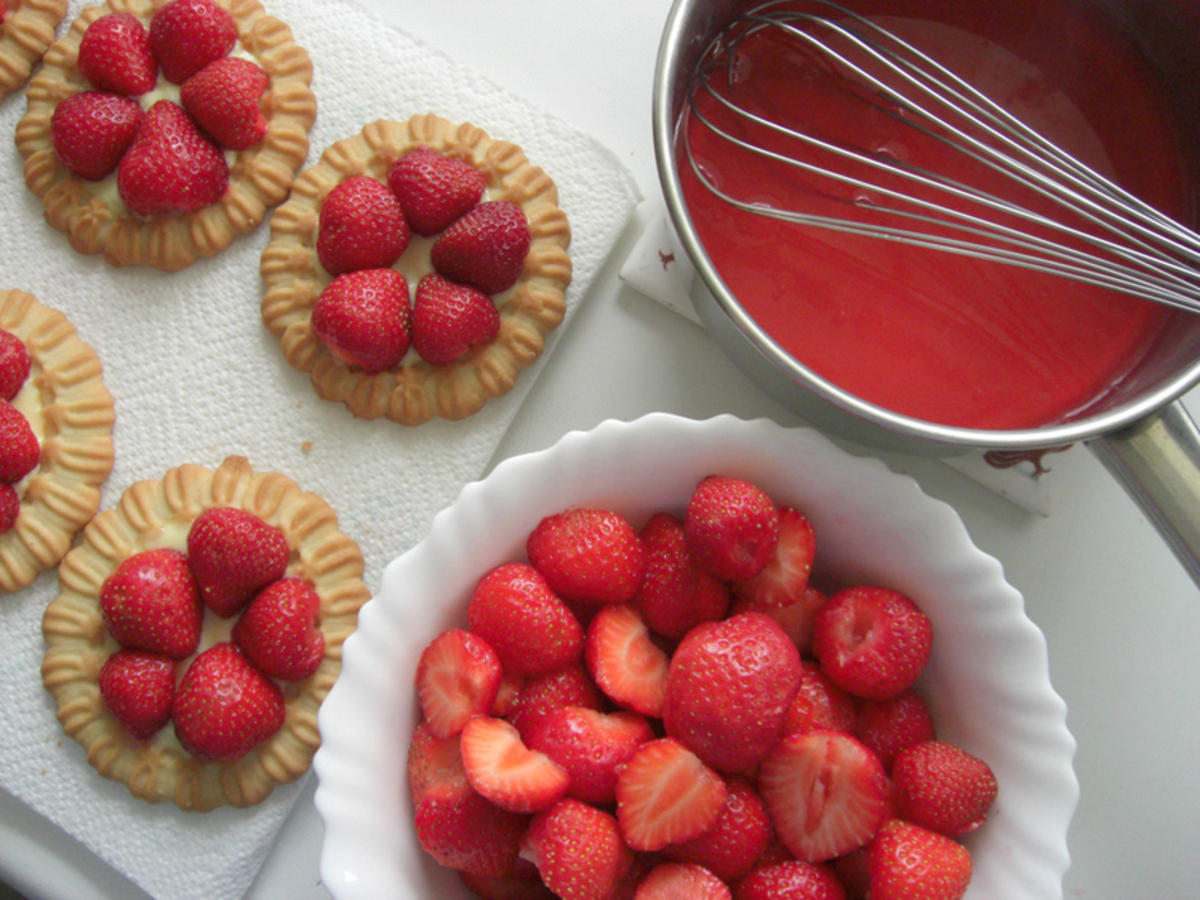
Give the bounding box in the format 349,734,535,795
0,0,67,101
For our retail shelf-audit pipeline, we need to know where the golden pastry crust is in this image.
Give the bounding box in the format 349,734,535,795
0,0,68,101
0,288,115,594
14,0,317,272
261,113,573,425
41,455,370,812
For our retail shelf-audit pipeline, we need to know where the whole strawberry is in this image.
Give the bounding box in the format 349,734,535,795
525,706,653,806
431,200,531,295
0,483,18,535
231,576,325,681
172,642,285,761
415,776,527,878
387,146,487,236
684,475,780,581
663,611,802,772
866,819,972,900
0,329,30,401
99,547,203,659
117,100,229,217
634,512,729,640
411,273,499,366
317,175,410,275
51,91,143,181
312,268,412,374
180,56,269,150
77,12,158,96
734,860,846,900
526,507,647,608
98,649,175,739
505,664,603,740
854,688,936,771
523,798,634,900
664,777,773,882
637,862,730,900
186,506,289,617
891,740,998,835
0,401,40,483
148,0,236,84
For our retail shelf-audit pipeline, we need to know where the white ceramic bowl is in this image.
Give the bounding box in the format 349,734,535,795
313,413,1078,899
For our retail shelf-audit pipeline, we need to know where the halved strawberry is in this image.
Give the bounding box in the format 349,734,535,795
97,649,175,739
0,329,30,402
407,720,468,804
411,273,499,366
415,628,503,739
77,12,157,96
634,512,729,641
415,777,527,878
584,603,669,717
865,819,973,900
431,200,531,295
684,475,780,582
180,56,269,150
116,100,228,217
635,862,731,900
312,268,412,374
148,0,237,84
50,91,144,181
186,506,289,618
731,506,816,609
890,740,997,836
98,548,203,659
664,777,773,883
730,582,827,655
525,706,653,806
527,507,647,608
317,174,410,275
387,146,487,236
734,860,846,900
0,401,39,483
757,729,890,863
523,798,633,900
615,737,728,852
460,715,570,814
231,576,325,681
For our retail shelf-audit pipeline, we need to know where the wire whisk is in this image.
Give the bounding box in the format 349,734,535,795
682,0,1200,314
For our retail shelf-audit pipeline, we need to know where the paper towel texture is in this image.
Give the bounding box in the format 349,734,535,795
0,0,639,897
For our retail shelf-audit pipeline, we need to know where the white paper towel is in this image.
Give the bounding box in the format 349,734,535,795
0,1,640,897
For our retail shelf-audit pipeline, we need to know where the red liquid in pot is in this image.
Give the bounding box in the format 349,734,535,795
681,0,1194,429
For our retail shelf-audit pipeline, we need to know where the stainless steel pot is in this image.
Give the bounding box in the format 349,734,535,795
653,0,1200,584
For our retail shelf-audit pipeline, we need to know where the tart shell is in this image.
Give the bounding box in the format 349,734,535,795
14,0,317,272
0,288,115,594
261,113,573,426
0,0,68,102
41,455,370,812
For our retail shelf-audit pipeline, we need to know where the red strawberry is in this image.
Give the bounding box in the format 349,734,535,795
865,819,972,900
615,737,728,852
98,548,203,659
890,740,997,836
312,268,412,374
854,689,936,771
180,56,269,150
634,512,729,641
731,583,826,656
459,871,557,900
635,862,731,900
664,777,773,883
684,476,780,581
832,848,872,900
387,146,488,236
731,506,815,608
97,649,176,739
467,562,584,677
171,642,285,760
50,91,143,181
410,273,500,366
185,506,289,617
490,670,523,717
584,603,669,717
527,507,647,608
317,175,410,275
117,99,228,216
525,706,653,806
0,401,39,483
414,628,502,739
506,664,603,740
148,0,236,84
415,777,527,878
460,715,571,814
77,13,157,96
781,659,857,736
663,612,801,773
757,729,889,863
407,720,468,804
231,576,325,681
431,200,531,295
0,483,18,534
733,860,846,900
523,798,634,900
0,329,30,401
811,586,933,700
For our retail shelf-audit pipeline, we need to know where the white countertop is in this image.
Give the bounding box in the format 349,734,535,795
4,1,1200,897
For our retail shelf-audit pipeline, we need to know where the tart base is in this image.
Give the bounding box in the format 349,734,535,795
0,0,67,102
41,455,370,812
261,113,573,425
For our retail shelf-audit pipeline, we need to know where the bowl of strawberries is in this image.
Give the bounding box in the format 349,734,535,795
313,413,1078,900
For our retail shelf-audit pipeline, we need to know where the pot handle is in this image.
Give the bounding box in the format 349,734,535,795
1087,400,1200,587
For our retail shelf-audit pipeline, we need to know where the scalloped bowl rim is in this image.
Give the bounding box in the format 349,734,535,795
313,413,1078,899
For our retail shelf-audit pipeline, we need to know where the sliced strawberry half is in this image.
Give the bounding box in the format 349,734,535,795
77,12,157,96
459,715,570,814
415,628,503,739
51,91,144,182
411,272,500,366
387,146,487,237
615,737,728,852
584,603,668,717
732,505,816,609
757,729,890,863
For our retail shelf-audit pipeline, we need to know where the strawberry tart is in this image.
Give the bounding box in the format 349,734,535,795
15,0,316,271
261,113,572,425
0,0,67,100
0,288,114,593
41,455,370,811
